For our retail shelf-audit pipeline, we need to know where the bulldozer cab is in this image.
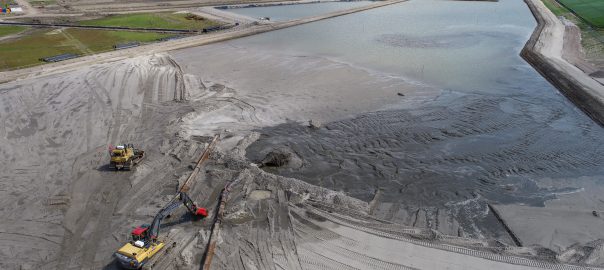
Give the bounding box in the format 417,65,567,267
112,145,127,156
111,149,125,157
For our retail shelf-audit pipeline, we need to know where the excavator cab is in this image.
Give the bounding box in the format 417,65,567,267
116,224,163,269
130,225,151,247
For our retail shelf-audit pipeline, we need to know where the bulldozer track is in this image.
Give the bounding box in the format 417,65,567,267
80,173,130,269
165,57,187,102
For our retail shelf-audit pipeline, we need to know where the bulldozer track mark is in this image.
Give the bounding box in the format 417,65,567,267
206,96,261,123
80,174,130,269
0,231,62,245
165,57,187,102
57,155,128,269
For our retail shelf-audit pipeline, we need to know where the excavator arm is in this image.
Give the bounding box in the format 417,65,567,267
148,192,208,240
148,200,181,240
180,192,208,217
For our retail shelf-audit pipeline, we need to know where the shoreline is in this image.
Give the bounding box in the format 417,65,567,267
521,0,604,126
0,0,405,83
215,0,365,9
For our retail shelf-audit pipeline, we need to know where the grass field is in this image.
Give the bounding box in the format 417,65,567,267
557,0,604,28
0,29,171,70
0,12,221,71
541,0,604,63
79,12,222,30
542,0,567,16
0,26,27,37
67,29,170,52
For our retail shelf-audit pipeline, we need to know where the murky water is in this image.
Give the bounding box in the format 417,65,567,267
237,0,604,237
227,1,372,21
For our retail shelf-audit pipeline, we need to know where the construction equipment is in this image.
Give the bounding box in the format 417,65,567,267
109,144,145,170
114,192,208,269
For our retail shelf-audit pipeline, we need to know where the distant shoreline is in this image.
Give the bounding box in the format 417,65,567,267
215,0,366,9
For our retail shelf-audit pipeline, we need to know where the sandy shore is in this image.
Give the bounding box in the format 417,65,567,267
521,0,604,126
171,43,440,137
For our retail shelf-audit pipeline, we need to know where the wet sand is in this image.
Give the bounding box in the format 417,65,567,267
171,43,439,136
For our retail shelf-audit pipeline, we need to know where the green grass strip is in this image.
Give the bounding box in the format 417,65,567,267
79,12,222,30
0,26,27,37
557,0,604,28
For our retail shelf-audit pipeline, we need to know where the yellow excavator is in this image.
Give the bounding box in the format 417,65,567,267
114,192,208,269
109,144,145,170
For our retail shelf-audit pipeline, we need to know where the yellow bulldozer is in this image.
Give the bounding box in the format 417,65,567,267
109,144,145,170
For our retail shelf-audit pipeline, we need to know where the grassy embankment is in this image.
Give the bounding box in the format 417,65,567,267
541,0,604,61
0,28,170,70
79,12,222,30
0,13,220,71
0,26,27,37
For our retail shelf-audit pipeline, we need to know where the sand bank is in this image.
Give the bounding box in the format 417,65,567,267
521,0,604,125
171,43,440,137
